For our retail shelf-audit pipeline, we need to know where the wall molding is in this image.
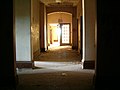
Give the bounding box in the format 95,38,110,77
40,48,46,52
16,61,34,68
82,60,95,69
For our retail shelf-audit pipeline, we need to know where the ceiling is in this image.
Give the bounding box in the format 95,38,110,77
40,0,79,7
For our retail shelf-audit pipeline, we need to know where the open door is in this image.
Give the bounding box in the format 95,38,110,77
60,23,71,46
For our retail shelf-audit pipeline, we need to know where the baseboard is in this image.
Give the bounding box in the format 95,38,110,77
16,61,33,68
82,61,95,69
40,48,45,52
72,46,78,50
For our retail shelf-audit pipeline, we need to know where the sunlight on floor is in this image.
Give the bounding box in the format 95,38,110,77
17,45,94,75
17,61,94,75
34,61,82,71
49,42,60,48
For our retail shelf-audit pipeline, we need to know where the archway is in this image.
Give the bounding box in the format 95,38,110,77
47,12,72,48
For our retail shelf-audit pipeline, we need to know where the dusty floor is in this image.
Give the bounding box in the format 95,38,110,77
16,45,95,90
34,45,81,62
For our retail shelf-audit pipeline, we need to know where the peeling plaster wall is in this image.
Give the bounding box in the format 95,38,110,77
48,12,72,24
77,0,82,53
31,0,40,54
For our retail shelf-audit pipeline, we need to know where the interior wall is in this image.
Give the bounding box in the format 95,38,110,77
80,0,96,69
44,5,47,51
48,12,72,23
15,0,31,61
77,0,82,18
39,2,46,51
77,18,81,53
77,0,82,53
84,0,96,60
31,0,40,57
72,7,78,49
48,25,58,45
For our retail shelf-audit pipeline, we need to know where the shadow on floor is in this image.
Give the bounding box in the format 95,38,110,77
16,45,95,90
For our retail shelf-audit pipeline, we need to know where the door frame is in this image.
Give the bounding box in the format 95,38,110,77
60,23,71,46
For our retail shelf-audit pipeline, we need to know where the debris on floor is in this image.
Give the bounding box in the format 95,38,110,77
61,72,67,76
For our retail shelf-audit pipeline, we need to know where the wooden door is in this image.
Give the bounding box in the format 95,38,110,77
60,23,71,46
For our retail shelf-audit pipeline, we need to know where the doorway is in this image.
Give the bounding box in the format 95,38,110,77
48,23,71,47
48,23,61,47
47,12,72,49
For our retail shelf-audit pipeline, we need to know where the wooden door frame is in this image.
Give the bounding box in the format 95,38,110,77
60,23,71,46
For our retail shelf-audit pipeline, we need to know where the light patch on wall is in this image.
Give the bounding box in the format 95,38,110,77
82,0,85,62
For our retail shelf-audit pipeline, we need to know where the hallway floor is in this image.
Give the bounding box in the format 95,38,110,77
34,45,81,62
16,45,95,90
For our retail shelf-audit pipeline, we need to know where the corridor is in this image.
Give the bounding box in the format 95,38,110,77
16,46,95,90
34,45,81,62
